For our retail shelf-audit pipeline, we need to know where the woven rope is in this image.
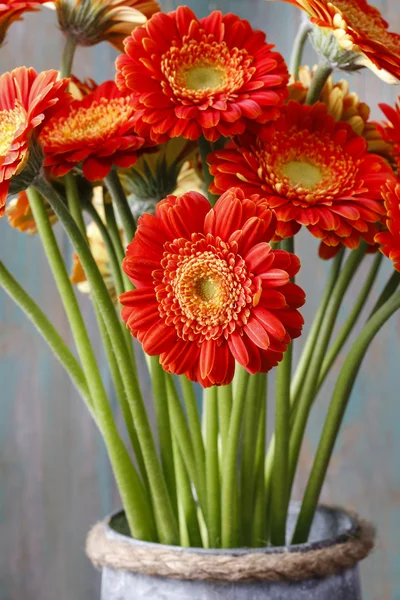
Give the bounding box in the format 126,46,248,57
86,513,375,582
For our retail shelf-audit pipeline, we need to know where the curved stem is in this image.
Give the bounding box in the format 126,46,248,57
292,290,400,544
0,262,91,411
34,176,178,545
369,269,400,317
221,367,250,548
105,169,136,243
60,35,77,79
205,386,220,548
290,17,312,80
305,62,333,105
318,252,383,388
288,243,366,491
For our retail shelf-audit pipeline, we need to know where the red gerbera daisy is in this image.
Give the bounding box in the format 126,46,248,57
274,0,400,82
115,6,289,143
377,99,400,172
209,101,394,259
0,0,46,46
375,181,400,272
41,80,145,181
0,67,70,216
120,187,305,387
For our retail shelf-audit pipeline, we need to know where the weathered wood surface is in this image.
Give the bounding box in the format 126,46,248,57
0,1,399,599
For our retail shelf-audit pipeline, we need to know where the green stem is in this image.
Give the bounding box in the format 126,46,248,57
221,367,250,548
205,386,220,548
198,136,219,206
288,243,366,491
292,291,400,544
34,176,178,545
171,435,203,547
179,376,206,515
240,374,262,545
305,62,333,105
291,249,345,402
166,376,207,519
0,262,91,411
218,383,233,457
318,252,383,388
60,35,77,79
105,169,136,243
103,196,133,293
289,17,312,80
150,359,177,515
252,378,267,547
64,173,86,236
369,269,400,317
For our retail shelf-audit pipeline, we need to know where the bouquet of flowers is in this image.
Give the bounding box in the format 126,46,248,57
1,0,400,569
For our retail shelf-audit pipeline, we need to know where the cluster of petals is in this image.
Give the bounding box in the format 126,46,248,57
375,181,400,272
48,0,159,49
208,101,395,259
377,99,400,173
0,67,70,216
115,6,289,143
275,0,400,82
0,0,46,45
119,188,305,387
41,79,146,181
6,190,57,233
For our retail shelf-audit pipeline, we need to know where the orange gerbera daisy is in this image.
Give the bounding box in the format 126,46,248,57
377,100,400,172
375,181,400,272
47,0,159,49
0,0,46,46
6,190,57,233
41,80,145,181
0,67,70,217
116,6,289,143
275,0,400,82
120,187,305,387
209,101,395,259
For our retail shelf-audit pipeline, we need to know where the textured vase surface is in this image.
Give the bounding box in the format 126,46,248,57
99,505,363,600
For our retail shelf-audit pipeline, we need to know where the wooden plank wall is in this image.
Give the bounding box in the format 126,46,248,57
0,1,399,598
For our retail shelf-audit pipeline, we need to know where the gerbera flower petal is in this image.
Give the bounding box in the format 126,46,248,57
209,101,395,256
374,180,400,272
0,0,47,46
120,188,305,387
116,7,288,143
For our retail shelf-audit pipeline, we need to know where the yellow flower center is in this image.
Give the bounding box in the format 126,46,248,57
185,65,227,91
282,161,323,189
41,97,134,148
195,277,220,301
162,34,254,103
0,103,26,156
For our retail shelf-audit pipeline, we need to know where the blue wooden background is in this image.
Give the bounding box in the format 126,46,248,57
0,1,399,598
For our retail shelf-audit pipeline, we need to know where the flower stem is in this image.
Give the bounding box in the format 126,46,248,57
221,366,250,548
251,379,267,547
218,383,233,456
205,386,221,548
60,35,77,79
288,243,366,491
150,358,177,515
105,168,136,243
34,176,178,545
64,173,86,236
292,290,400,544
318,252,383,388
369,269,400,317
290,17,312,80
198,136,219,206
0,261,91,411
305,62,333,105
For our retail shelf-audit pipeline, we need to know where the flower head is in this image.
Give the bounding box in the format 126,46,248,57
47,0,159,49
116,6,289,143
41,79,145,181
6,190,57,233
0,67,70,216
276,0,400,82
209,101,394,258
0,0,46,46
120,187,305,387
374,181,400,272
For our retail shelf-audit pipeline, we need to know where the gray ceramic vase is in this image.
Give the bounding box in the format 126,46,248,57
87,504,374,600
